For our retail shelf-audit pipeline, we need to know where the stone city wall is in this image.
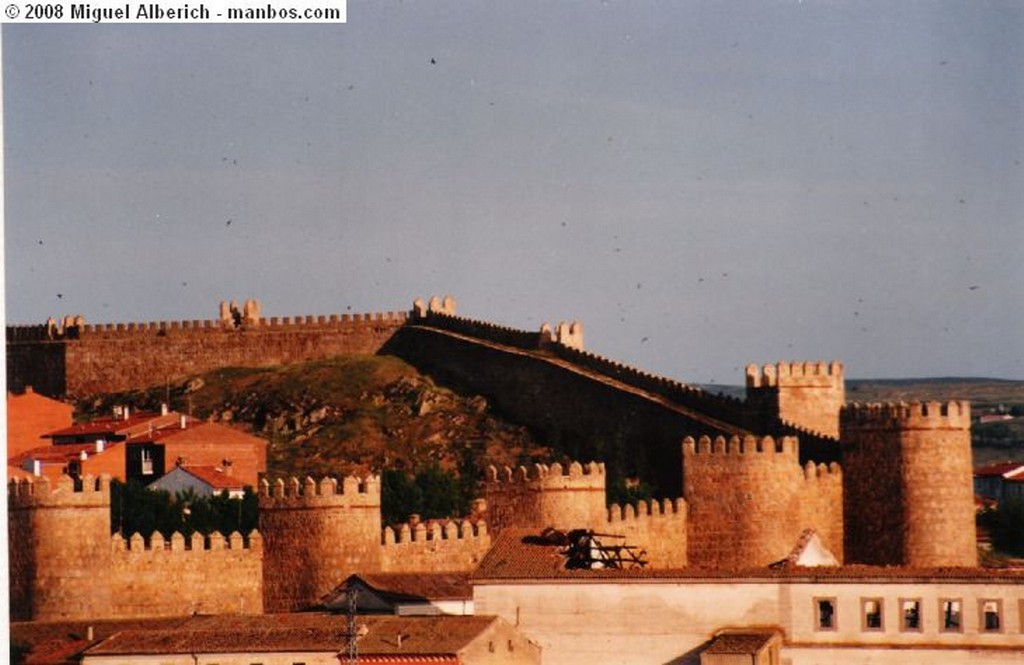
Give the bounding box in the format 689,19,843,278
683,435,843,568
380,518,491,573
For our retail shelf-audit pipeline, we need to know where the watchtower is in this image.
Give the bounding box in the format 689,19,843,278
840,401,976,567
683,435,843,568
746,361,845,438
483,461,607,534
258,475,382,612
8,475,114,620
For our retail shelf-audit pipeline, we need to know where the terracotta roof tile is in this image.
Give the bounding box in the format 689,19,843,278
85,614,499,656
177,465,247,490
703,631,779,655
471,528,1024,583
329,573,472,604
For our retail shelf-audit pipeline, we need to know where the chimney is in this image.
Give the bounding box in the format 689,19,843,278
124,405,130,420
161,403,169,416
31,459,41,476
396,633,403,649
95,439,105,453
113,405,123,420
79,450,88,461
86,626,94,641
179,414,187,429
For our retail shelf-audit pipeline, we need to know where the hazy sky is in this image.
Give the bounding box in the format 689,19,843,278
3,2,1022,383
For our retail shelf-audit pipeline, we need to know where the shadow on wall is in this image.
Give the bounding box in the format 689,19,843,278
661,641,711,665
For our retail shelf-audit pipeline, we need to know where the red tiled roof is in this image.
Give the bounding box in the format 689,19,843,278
703,631,779,655
471,528,1024,583
177,465,247,490
44,413,162,438
9,441,119,466
85,614,499,657
330,573,472,604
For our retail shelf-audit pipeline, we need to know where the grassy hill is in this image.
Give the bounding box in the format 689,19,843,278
78,355,553,484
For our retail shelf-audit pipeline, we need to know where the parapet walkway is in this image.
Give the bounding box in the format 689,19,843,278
405,324,750,437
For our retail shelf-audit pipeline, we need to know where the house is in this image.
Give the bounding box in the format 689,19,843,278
146,463,249,498
323,573,474,616
10,407,266,485
6,386,74,458
469,527,1024,665
78,614,540,665
974,461,1024,504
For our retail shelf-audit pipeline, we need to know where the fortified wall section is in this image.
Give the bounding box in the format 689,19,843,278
258,475,382,612
108,531,262,618
483,462,609,534
682,435,843,569
410,311,841,465
841,401,976,567
483,460,688,568
8,475,263,621
380,518,491,573
746,362,845,439
6,307,410,398
383,324,745,496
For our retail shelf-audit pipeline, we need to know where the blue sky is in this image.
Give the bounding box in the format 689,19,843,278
4,2,1023,382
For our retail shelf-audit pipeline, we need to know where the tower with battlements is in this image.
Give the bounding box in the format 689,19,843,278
840,400,976,567
683,435,843,568
746,361,845,438
258,475,383,612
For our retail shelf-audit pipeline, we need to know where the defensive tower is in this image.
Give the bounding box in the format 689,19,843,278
8,475,114,621
746,361,845,438
483,461,607,534
840,401,976,567
683,435,843,568
258,475,382,612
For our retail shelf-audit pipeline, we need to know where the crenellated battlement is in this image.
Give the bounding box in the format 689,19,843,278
113,529,262,553
607,497,685,523
801,460,842,483
8,474,111,509
745,361,844,388
258,475,381,508
415,309,544,350
682,435,798,459
382,518,488,546
485,461,605,489
840,400,971,430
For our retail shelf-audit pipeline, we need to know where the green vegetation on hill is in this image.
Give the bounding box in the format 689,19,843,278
79,355,553,524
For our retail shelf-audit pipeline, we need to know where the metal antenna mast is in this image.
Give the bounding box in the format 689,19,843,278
345,586,359,665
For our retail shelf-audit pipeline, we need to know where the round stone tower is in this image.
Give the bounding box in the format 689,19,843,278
8,474,114,620
840,401,976,567
483,461,607,534
258,475,382,612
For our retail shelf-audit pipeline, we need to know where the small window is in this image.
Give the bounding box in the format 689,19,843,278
900,598,922,632
862,598,883,631
940,599,962,632
981,600,1002,632
815,597,837,631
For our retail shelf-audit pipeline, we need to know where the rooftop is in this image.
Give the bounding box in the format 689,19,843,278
326,573,472,605
84,614,501,656
171,464,248,490
471,528,1024,583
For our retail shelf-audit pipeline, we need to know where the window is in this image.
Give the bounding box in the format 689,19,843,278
981,600,1002,632
815,598,837,631
141,448,154,475
900,598,922,632
940,599,962,632
861,598,883,631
